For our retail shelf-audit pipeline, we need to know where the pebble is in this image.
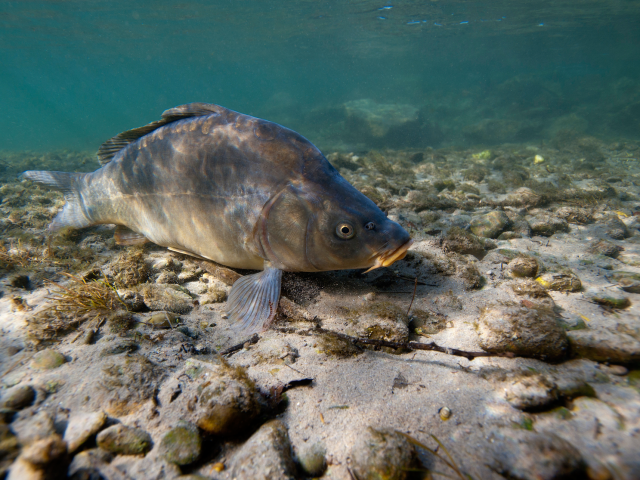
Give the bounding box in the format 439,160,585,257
477,303,568,360
30,349,66,370
350,302,410,347
505,188,542,208
470,210,510,238
80,328,95,345
488,429,585,480
528,214,570,236
0,408,16,424
0,423,19,464
6,457,44,480
554,376,596,399
589,290,631,309
177,268,202,283
350,428,414,480
568,329,640,363
135,283,194,314
155,271,179,284
507,256,539,278
146,311,180,329
20,434,67,466
511,218,531,238
11,411,55,445
510,279,551,299
602,214,630,239
246,338,299,366
0,385,35,410
608,271,640,293
588,239,622,258
536,272,582,292
504,375,558,410
162,358,260,436
96,424,153,455
67,448,113,480
117,289,145,311
363,292,377,302
200,283,228,304
297,442,327,477
230,420,296,480
603,365,628,376
555,206,594,224
183,280,208,295
6,345,21,356
64,410,108,453
159,421,201,466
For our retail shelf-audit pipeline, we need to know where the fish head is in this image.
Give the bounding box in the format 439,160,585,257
306,191,413,272
257,179,412,272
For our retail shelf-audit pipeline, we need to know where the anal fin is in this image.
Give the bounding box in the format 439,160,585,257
114,225,149,246
227,261,282,335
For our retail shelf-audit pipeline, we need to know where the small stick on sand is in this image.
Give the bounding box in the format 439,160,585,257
312,327,515,361
219,333,260,356
406,277,418,316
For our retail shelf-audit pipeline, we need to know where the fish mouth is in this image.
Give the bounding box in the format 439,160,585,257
364,238,414,273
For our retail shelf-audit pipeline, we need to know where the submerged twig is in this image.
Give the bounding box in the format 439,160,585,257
311,327,514,361
407,277,418,316
219,333,260,356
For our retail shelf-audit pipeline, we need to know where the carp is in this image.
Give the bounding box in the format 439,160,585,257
22,103,412,333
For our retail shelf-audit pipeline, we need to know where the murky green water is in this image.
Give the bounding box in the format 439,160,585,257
1,0,640,152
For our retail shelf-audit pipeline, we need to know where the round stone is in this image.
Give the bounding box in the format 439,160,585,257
159,421,201,466
508,257,539,278
64,410,108,453
477,303,569,360
96,424,152,456
350,428,414,480
1,385,35,410
30,349,66,371
297,442,326,477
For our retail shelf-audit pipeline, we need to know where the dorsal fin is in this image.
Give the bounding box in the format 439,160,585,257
96,103,227,166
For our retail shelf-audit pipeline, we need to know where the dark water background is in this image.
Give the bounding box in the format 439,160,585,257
2,0,640,153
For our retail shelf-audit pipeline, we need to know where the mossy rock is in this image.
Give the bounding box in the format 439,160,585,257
159,421,201,466
470,210,510,239
96,424,152,455
0,385,35,410
31,349,66,370
477,303,568,360
536,272,582,292
350,428,414,480
166,358,260,436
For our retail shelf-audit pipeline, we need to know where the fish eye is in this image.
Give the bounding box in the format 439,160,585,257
336,222,355,239
364,222,375,231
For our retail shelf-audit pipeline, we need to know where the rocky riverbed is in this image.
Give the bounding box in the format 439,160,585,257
0,137,639,479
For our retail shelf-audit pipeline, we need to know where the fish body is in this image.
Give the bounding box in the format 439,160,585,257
22,103,412,333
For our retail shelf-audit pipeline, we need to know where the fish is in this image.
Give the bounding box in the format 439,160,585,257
21,103,412,334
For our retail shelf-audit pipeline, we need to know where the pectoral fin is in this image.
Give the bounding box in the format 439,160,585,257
227,261,282,334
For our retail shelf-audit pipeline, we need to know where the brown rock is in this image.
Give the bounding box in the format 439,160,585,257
477,304,568,360
230,420,296,480
508,257,539,278
489,429,585,480
350,428,414,480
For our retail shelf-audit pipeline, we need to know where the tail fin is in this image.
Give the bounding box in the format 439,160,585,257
20,171,92,232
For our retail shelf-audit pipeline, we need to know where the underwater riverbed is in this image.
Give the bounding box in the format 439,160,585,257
1,136,639,479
